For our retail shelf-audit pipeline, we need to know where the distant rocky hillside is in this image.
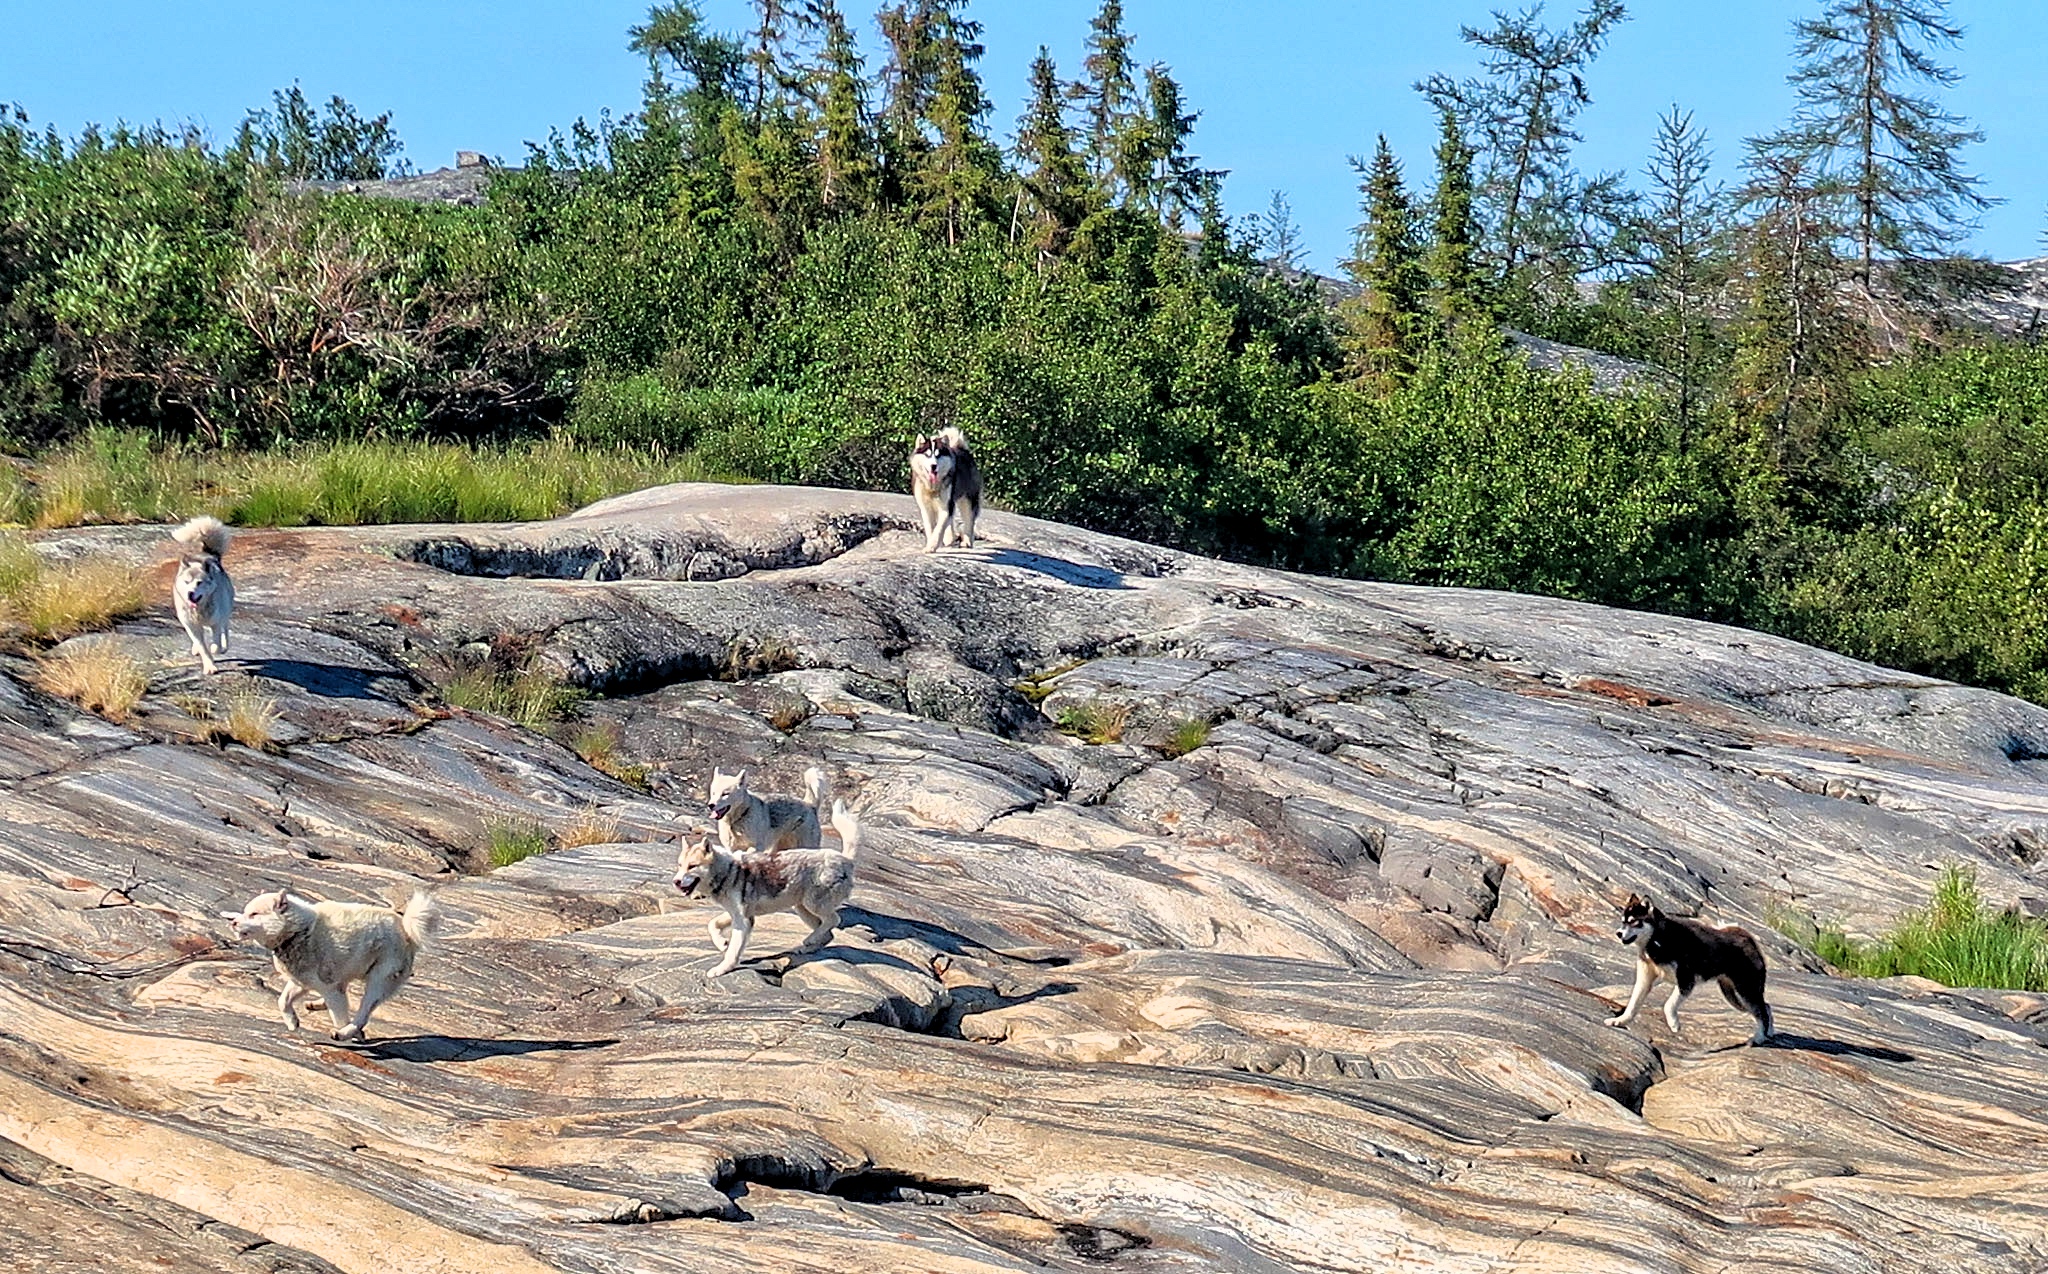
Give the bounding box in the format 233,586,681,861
3,485,2045,1273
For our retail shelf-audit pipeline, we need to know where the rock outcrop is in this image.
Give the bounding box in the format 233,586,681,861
4,484,2046,1273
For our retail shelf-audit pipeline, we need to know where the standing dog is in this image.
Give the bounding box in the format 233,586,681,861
225,887,439,1042
171,516,234,675
707,765,829,854
673,799,863,975
909,427,982,553
1606,894,1774,1045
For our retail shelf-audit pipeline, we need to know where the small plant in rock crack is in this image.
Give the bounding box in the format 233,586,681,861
764,690,812,733
440,635,583,728
1055,699,1129,745
1159,716,1211,758
571,720,651,789
722,634,802,681
486,820,551,869
1013,658,1088,705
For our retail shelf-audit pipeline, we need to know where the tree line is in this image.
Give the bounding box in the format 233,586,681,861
2,0,2047,703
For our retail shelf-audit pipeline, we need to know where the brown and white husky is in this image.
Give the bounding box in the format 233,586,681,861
909,427,982,553
673,800,862,976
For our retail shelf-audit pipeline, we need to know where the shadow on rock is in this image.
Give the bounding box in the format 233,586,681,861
244,657,402,699
364,1035,620,1063
982,548,1129,590
1753,1033,1916,1063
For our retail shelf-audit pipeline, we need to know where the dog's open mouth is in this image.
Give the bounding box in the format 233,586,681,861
674,873,699,893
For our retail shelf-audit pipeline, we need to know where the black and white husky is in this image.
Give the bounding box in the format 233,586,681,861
170,516,234,675
909,426,982,553
1606,893,1774,1045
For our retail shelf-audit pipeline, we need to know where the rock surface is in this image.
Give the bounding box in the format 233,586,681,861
4,483,2047,1273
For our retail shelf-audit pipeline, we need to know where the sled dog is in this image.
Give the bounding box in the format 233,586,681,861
225,886,440,1042
909,427,982,553
1606,893,1774,1045
707,765,829,854
171,516,234,675
673,799,863,975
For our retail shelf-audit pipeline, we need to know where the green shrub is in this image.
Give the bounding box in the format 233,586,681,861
1807,866,2048,992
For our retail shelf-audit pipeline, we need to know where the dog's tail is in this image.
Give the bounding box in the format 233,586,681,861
172,515,231,559
398,891,441,949
828,799,862,860
803,766,829,818
935,425,969,453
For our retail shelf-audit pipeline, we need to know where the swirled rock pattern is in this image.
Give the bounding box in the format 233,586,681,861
4,484,2046,1273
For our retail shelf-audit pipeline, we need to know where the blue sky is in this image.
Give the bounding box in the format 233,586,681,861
3,1,2043,272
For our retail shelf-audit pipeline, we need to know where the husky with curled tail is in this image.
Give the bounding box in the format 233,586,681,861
707,765,829,853
224,886,440,1041
674,800,863,975
170,516,234,675
909,427,982,553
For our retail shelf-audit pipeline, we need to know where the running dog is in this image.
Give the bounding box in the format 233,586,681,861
1606,893,1774,1045
707,765,828,854
909,426,982,553
171,516,234,675
673,799,863,975
224,886,439,1042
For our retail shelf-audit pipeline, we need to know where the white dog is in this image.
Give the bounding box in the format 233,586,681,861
225,887,439,1042
707,765,828,854
171,516,234,675
673,799,863,975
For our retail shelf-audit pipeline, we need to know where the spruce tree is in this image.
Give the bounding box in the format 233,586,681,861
1012,48,1092,266
1421,106,1479,326
1262,191,1305,270
877,1,938,178
1760,0,1992,292
1345,136,1424,379
915,3,997,245
1135,65,1208,227
809,0,876,209
1082,0,1137,190
1418,1,1627,285
1642,107,1724,447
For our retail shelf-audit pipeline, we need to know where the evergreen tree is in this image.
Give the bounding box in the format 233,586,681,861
1418,1,1627,285
629,0,746,98
808,0,876,208
1082,0,1138,188
231,86,408,180
747,0,810,117
1759,0,1993,292
1421,105,1479,326
877,1,939,178
1641,107,1724,447
1344,136,1424,379
915,3,998,244
1012,48,1092,266
1261,190,1305,270
1133,65,1210,227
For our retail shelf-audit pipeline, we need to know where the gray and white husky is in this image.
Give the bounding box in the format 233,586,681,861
1606,893,1774,1045
909,426,982,553
171,516,234,675
225,886,440,1042
707,765,829,854
673,799,863,975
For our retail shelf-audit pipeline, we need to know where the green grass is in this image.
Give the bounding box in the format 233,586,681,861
444,663,584,729
1804,866,2048,992
1055,699,1130,745
486,821,551,869
570,721,651,789
13,428,739,529
1159,717,1212,758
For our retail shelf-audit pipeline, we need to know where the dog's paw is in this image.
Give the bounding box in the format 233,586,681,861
333,1025,364,1043
1604,1013,1630,1028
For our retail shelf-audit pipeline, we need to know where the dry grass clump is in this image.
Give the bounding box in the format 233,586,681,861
0,533,145,642
557,803,622,849
222,690,281,749
36,640,149,721
443,661,583,728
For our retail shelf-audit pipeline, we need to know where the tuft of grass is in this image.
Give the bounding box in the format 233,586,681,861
444,663,584,729
36,640,149,721
571,720,651,788
722,634,802,681
1159,716,1212,759
222,690,281,750
486,820,552,869
0,533,146,642
557,803,622,849
1801,866,2048,992
1056,699,1130,745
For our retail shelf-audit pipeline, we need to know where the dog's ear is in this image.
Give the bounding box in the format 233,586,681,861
733,768,746,786
1623,892,1642,910
272,886,293,912
1648,903,1664,920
